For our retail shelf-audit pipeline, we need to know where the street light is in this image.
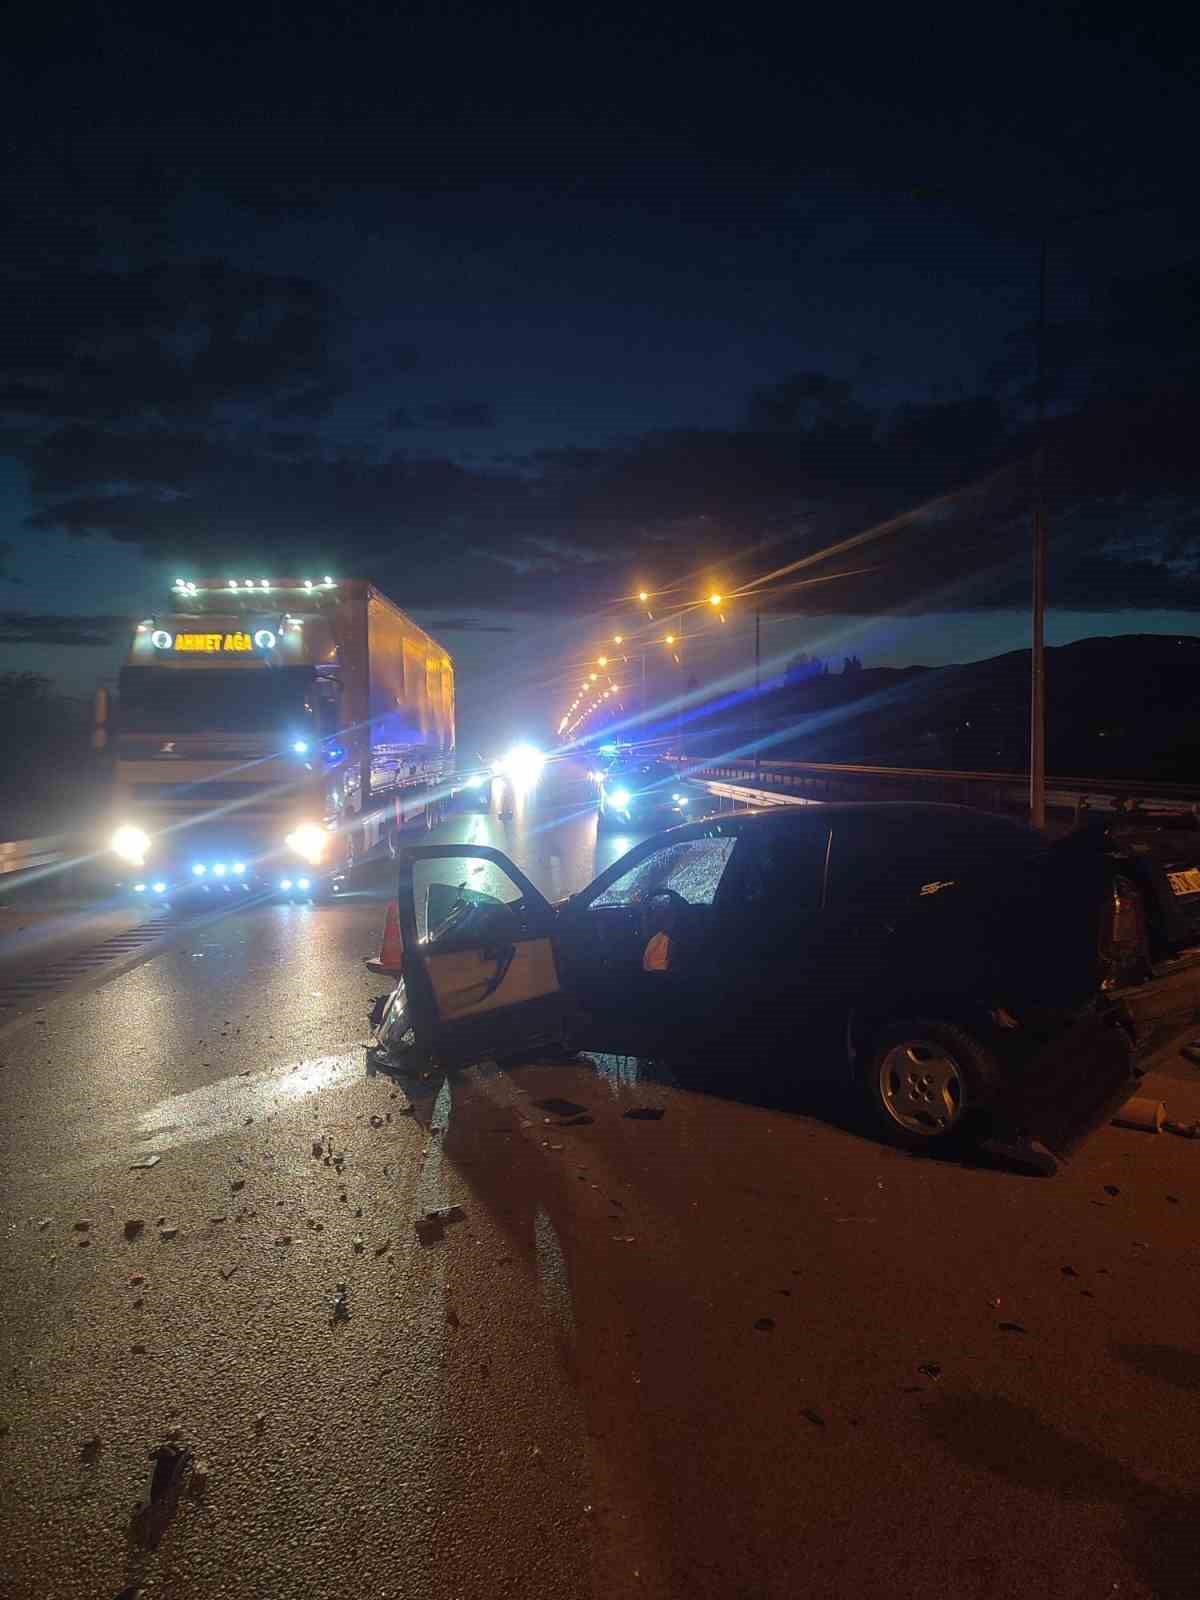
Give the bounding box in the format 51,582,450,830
613,634,623,645
708,591,722,607
597,655,608,666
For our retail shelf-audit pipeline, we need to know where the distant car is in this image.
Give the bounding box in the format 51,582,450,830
596,758,696,829
367,803,1143,1166
453,753,498,811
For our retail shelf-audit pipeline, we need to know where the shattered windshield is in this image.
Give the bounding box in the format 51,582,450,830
589,836,737,908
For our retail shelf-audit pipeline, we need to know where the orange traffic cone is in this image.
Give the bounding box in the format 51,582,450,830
365,899,404,976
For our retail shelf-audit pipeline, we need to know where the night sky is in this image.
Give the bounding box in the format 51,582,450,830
3,1,1198,750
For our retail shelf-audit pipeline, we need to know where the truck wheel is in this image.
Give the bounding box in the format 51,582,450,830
861,1018,996,1150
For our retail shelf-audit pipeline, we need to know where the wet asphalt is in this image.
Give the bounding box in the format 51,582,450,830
2,766,1200,1599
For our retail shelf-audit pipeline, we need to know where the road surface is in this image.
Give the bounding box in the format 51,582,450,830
2,765,1200,1599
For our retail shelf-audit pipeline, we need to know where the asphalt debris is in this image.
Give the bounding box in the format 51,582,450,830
79,1434,103,1465
753,1317,776,1332
353,1233,364,1253
998,1321,1028,1334
129,1154,162,1170
331,1282,350,1323
159,1227,178,1242
131,1440,194,1544
1061,1265,1079,1277
1103,1184,1121,1197
230,1178,245,1192
623,1106,665,1121
73,1220,91,1232
533,1097,589,1118
219,1264,239,1280
917,1362,943,1380
124,1220,145,1240
374,1238,392,1257
800,1408,826,1427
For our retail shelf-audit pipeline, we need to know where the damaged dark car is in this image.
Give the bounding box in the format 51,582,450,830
366,803,1143,1168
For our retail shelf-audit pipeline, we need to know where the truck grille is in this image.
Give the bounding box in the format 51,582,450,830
132,780,299,807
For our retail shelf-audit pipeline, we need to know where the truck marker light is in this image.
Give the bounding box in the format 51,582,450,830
192,863,206,876
213,863,226,877
233,862,246,875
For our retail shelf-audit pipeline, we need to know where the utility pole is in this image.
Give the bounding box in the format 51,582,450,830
753,605,761,775
1030,237,1048,829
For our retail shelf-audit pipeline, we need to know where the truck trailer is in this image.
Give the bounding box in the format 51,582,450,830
100,576,455,898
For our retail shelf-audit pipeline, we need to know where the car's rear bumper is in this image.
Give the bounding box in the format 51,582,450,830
989,1003,1141,1159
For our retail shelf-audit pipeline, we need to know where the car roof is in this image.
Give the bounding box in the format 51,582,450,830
692,801,1040,833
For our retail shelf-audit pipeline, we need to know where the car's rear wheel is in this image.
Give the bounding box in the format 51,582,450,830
863,1018,996,1148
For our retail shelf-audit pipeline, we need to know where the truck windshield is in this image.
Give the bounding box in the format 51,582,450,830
117,666,317,734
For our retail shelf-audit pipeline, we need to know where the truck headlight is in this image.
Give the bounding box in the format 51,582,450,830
111,825,150,866
285,822,328,864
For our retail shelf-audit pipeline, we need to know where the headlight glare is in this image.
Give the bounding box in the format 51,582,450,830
286,822,328,864
111,825,150,865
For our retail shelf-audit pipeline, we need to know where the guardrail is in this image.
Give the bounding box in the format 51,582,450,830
678,757,1200,824
0,835,72,877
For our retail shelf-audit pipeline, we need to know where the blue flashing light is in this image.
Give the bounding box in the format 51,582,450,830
192,863,206,876
297,877,311,891
133,883,146,892
599,743,618,755
323,742,346,764
611,787,633,810
232,862,246,875
280,877,293,891
213,863,227,877
292,739,309,755
152,881,167,894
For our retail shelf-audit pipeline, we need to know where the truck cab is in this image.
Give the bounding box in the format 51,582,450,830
103,577,454,900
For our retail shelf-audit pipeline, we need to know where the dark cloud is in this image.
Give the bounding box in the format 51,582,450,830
422,401,496,429
385,401,496,431
0,258,340,426
423,617,517,634
0,613,126,647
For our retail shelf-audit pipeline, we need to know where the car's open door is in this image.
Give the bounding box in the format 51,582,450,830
394,844,576,1070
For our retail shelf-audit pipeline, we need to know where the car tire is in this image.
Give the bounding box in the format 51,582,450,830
861,1017,997,1150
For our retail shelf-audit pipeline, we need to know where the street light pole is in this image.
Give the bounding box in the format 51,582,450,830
1030,237,1048,830
754,605,761,776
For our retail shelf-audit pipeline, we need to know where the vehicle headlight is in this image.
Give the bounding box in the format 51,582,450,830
285,822,329,864
503,744,545,784
611,787,632,810
111,825,150,865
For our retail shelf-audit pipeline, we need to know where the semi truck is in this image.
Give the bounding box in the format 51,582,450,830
98,576,455,898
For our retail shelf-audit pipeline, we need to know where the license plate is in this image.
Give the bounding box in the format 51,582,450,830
1168,867,1200,896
